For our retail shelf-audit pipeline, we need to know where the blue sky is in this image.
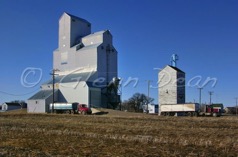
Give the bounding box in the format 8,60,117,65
0,0,237,107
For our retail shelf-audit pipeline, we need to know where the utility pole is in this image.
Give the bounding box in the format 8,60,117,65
198,87,203,105
198,87,203,111
235,97,238,116
208,91,213,105
146,80,152,113
50,69,59,113
120,83,122,111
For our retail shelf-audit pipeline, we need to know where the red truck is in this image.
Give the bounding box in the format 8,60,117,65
160,103,223,117
199,104,223,117
49,102,92,115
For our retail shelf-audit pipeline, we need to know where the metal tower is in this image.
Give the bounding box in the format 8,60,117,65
171,54,179,67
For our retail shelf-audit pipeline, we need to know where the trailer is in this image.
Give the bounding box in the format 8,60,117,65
160,103,222,117
160,103,200,116
49,102,92,115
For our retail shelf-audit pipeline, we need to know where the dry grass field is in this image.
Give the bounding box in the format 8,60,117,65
0,109,238,157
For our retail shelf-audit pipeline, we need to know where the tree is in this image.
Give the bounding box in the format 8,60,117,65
10,100,26,109
10,100,25,103
122,93,154,112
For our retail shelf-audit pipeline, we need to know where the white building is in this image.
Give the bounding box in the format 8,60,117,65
1,103,23,111
1,103,8,111
148,104,158,114
158,65,185,115
28,12,119,113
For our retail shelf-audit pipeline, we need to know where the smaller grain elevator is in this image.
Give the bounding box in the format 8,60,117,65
158,55,185,115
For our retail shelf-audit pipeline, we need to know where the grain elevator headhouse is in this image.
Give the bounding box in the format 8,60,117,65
27,12,119,113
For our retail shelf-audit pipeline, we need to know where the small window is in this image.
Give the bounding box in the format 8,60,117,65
72,19,76,22
61,62,67,65
101,46,104,49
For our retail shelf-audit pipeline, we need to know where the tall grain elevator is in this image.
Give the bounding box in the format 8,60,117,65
27,12,119,113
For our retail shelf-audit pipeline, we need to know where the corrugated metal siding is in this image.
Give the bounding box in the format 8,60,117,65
109,48,118,80
27,100,46,113
158,65,186,115
97,48,107,80
82,34,103,46
59,82,89,104
70,19,91,47
27,90,57,113
75,46,98,70
89,88,101,107
159,66,178,104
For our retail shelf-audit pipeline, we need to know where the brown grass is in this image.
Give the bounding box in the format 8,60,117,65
0,109,238,156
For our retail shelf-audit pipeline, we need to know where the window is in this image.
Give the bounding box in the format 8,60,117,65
61,52,68,65
61,62,67,65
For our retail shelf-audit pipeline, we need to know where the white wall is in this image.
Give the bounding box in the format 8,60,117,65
97,31,118,83
27,100,46,113
82,33,103,46
75,46,98,70
159,66,178,105
55,13,92,72
2,103,8,111
59,82,89,104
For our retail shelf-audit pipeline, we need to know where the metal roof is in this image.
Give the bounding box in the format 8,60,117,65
78,43,101,51
43,72,98,85
86,81,107,88
28,90,57,100
65,12,91,24
83,30,107,38
168,65,185,73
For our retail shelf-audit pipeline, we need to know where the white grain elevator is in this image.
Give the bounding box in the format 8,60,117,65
158,54,186,114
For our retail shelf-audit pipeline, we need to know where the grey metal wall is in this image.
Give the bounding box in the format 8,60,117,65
158,65,186,115
27,91,58,113
27,100,46,113
75,46,97,70
89,88,101,107
59,82,89,105
177,72,185,103
55,13,92,72
159,66,178,104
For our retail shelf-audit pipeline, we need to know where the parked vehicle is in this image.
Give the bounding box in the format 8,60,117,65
199,104,223,117
49,102,92,115
160,103,222,117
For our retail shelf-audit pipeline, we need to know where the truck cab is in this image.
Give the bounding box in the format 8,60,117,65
78,104,92,115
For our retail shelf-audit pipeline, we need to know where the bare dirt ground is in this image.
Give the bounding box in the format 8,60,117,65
0,109,237,156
